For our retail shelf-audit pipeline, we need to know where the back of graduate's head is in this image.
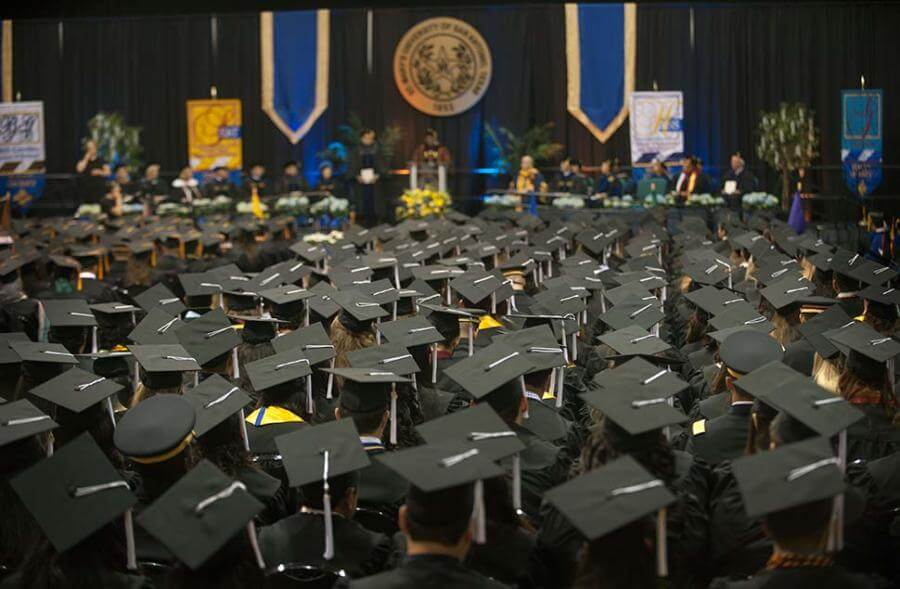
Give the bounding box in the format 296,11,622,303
762,498,833,551
523,367,552,394
474,380,525,425
402,482,474,548
298,471,359,513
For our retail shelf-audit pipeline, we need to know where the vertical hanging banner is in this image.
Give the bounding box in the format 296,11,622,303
841,89,882,196
629,91,685,165
260,10,329,144
0,101,46,212
186,99,243,171
565,3,636,144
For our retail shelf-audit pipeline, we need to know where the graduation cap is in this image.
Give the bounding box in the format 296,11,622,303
9,341,79,365
128,308,183,345
719,330,784,376
597,325,671,359
114,394,196,464
797,305,852,359
807,252,834,273
328,367,409,413
229,314,284,345
0,399,58,448
730,437,844,519
708,302,773,333
604,283,659,307
443,342,533,402
377,316,444,348
133,283,186,315
345,343,420,376
492,325,567,373
275,419,371,560
532,287,589,315
28,366,121,417
174,308,240,367
543,455,676,577
684,286,744,316
244,348,313,393
307,282,341,320
259,284,312,317
759,276,816,310
598,298,665,331
450,272,507,306
850,261,897,286
0,332,30,365
290,242,328,264
590,356,689,401
249,260,310,291
10,433,137,554
129,343,200,389
682,258,730,286
756,379,864,438
271,322,335,365
824,321,900,380
89,302,141,320
733,360,806,399
329,265,373,288
581,377,686,436
43,299,97,328
179,272,225,298
859,284,900,306
136,459,264,570
376,442,505,543
183,374,252,438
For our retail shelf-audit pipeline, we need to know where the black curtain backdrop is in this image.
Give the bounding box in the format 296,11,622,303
12,2,900,201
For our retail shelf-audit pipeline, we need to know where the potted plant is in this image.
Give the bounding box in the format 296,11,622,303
756,103,819,209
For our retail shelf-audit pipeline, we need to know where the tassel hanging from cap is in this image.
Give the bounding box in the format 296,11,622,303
467,321,474,357
306,376,315,415
390,384,398,446
656,507,668,577
519,376,529,419
91,326,98,354
431,343,439,384
326,358,335,399
247,521,266,569
238,408,250,452
106,397,117,429
474,479,487,544
512,454,522,514
125,508,137,570
232,348,240,380
321,450,335,560
555,365,565,409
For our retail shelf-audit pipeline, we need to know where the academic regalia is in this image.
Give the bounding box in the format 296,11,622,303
845,452,900,581
274,173,309,195
202,177,238,199
357,439,407,514
685,402,753,466
710,566,892,589
514,423,569,520
339,554,509,589
244,406,307,454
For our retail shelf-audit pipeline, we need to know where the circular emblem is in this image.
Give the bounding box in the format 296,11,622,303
394,17,492,117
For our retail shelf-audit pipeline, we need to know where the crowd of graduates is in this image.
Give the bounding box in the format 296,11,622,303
0,202,897,588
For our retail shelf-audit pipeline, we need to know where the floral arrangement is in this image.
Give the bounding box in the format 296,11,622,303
742,192,780,209
235,200,268,215
686,193,725,207
483,194,521,209
396,188,452,219
602,195,640,209
310,195,350,217
552,196,585,209
275,193,311,216
75,204,103,218
303,231,344,244
756,103,819,205
191,196,233,216
157,202,191,217
643,193,676,206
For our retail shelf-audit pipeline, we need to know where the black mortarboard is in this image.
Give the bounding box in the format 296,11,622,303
730,437,844,518
244,348,312,392
43,299,97,328
590,356,689,400
492,325,567,373
346,343,420,375
28,366,122,414
850,261,897,286
443,342,532,400
603,283,659,307
259,284,312,306
307,282,341,319
10,433,136,552
0,332,29,365
825,321,899,365
231,314,285,344
719,330,783,375
183,374,252,437
128,308,183,345
89,302,140,318
179,272,224,298
290,242,327,263
328,367,409,413
376,442,505,493
544,455,675,540
581,381,685,436
757,380,864,438
708,300,771,331
859,284,900,306
275,419,370,488
174,308,241,366
416,403,525,462
133,283,186,314
271,322,335,365
532,287,589,315
10,341,79,365
733,360,806,399
377,316,444,348
598,298,665,331
0,399,58,447
759,277,816,310
797,305,852,358
137,459,264,570
129,343,201,375
114,395,196,463
450,272,506,305
597,325,671,358
684,286,744,316
682,258,730,286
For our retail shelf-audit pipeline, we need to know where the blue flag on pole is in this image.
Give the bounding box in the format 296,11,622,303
841,89,882,196
565,3,636,144
260,10,330,145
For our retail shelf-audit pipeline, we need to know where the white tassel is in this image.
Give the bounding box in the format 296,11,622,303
322,451,335,560
392,301,398,321
474,479,486,544
193,372,199,388
132,360,140,393
555,366,565,409
326,358,335,399
512,454,522,514
106,397,116,429
390,386,398,445
467,321,474,357
306,376,314,415
656,507,668,577
305,301,311,327
239,408,250,452
232,347,240,380
91,326,98,354
246,521,266,570
431,343,438,384
125,508,137,570
520,376,529,419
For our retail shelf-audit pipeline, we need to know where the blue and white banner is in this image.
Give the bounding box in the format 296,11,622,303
842,89,882,196
565,3,635,144
0,100,45,212
260,10,329,145
629,91,684,165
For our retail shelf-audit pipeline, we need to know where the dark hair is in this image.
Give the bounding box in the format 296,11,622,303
197,414,254,478
574,519,656,589
865,300,898,335
237,342,275,397
48,325,88,354
256,380,303,415
684,309,708,344
298,472,358,511
17,523,129,589
405,490,472,546
579,420,676,486
763,498,833,546
165,531,266,589
340,406,387,436
0,435,47,571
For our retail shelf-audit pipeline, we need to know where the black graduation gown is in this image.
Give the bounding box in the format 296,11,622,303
510,423,569,522
709,565,891,589
846,404,900,463
522,395,583,465
258,512,392,578
845,451,900,581
836,296,865,320
0,571,152,589
357,446,406,515
338,554,509,589
707,460,770,578
685,403,752,467
235,465,292,525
